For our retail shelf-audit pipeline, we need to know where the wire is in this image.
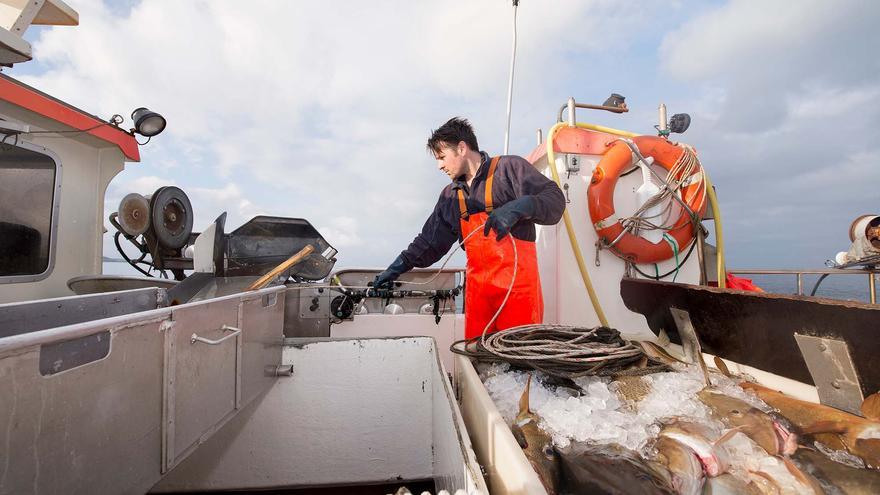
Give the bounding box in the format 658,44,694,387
628,236,697,280
114,231,154,278
24,121,118,135
390,222,493,288
502,0,518,154
809,274,830,296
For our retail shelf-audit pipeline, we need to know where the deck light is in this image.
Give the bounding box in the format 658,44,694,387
669,113,691,134
602,93,627,111
131,108,166,137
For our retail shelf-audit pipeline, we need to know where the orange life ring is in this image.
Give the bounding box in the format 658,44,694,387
587,136,707,264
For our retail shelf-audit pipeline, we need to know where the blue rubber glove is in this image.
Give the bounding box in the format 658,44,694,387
373,254,412,289
483,197,536,241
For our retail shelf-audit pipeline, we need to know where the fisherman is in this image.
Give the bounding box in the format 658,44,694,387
373,117,565,338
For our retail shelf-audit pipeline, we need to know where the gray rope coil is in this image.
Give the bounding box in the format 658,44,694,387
451,325,670,380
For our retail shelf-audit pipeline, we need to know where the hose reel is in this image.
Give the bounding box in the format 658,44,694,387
110,185,195,279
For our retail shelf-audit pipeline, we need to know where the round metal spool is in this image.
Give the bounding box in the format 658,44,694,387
117,193,150,236
150,186,194,249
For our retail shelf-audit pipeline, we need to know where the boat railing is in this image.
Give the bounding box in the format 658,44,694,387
729,268,879,304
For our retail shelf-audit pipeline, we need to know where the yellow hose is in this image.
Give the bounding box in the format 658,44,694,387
546,122,609,327
703,171,726,288
574,122,639,138
545,119,727,321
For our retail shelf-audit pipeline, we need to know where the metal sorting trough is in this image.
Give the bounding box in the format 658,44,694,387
153,337,487,493
0,288,486,494
0,286,286,494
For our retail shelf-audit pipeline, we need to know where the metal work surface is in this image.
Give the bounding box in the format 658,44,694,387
0,286,285,494
66,274,177,295
0,287,163,338
620,278,880,398
152,337,486,494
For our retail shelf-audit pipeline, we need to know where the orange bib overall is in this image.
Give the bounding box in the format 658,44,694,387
458,157,543,339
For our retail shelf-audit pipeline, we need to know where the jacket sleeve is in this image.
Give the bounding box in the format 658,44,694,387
399,188,459,268
503,156,565,225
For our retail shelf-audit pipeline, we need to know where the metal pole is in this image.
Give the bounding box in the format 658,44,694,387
658,103,668,133
870,273,876,304
797,273,803,295
567,97,576,127
503,1,519,155
536,128,542,145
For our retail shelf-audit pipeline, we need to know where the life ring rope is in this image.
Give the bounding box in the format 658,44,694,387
587,136,708,265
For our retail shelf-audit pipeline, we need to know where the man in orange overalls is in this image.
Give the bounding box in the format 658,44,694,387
374,117,565,338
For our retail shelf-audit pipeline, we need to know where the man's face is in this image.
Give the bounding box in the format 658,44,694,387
434,142,467,180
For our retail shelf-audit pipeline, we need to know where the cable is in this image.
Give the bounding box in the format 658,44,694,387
24,121,117,135
114,231,155,278
390,222,493,288
810,273,830,296
502,0,519,154
629,237,697,280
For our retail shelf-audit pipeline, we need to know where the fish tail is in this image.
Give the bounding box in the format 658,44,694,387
519,374,533,416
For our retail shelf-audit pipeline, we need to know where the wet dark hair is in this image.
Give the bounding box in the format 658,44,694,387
427,117,479,154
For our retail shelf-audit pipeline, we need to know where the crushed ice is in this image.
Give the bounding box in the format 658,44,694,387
482,362,765,450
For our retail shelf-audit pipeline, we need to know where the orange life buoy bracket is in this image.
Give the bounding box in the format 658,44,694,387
587,136,707,264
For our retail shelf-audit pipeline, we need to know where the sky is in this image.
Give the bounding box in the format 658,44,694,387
8,0,880,270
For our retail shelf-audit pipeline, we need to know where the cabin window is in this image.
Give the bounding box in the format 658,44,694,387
0,140,60,281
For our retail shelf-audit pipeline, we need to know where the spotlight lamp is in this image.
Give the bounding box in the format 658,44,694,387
130,107,167,137
669,113,691,134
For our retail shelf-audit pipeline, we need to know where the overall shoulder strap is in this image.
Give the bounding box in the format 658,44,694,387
457,189,468,219
484,156,500,213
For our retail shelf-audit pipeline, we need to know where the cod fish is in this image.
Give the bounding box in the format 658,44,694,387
659,420,734,477
650,435,705,495
698,388,798,456
702,473,763,495
510,375,560,495
793,447,880,495
741,382,880,468
556,442,675,495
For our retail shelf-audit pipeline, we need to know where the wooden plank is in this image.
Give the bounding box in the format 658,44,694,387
246,244,314,291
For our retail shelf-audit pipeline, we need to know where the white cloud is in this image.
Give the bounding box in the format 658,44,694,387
18,0,666,268
14,0,876,272
660,0,880,134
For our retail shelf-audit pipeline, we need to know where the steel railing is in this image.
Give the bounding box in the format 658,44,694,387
728,269,879,304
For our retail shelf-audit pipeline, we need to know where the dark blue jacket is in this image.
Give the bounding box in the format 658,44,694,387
399,152,565,268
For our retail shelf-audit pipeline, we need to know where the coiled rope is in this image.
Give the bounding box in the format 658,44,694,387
446,226,666,380
452,324,669,380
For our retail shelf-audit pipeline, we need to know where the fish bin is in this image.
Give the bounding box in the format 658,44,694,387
455,341,880,495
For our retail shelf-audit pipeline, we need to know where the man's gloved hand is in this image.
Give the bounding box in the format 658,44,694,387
483,196,536,241
373,254,412,290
